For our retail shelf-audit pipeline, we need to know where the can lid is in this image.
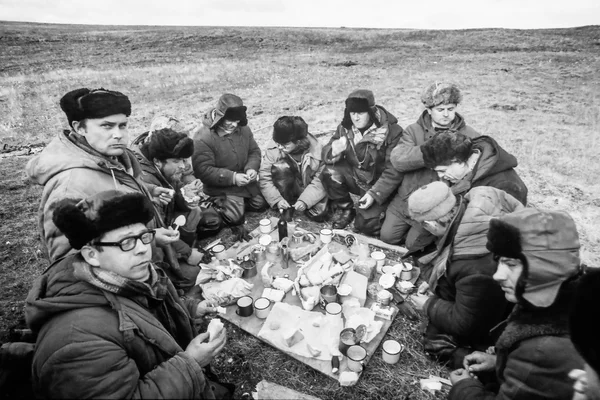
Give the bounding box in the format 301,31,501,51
354,324,367,342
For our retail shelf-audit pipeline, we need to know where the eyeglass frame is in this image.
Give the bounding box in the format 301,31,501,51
93,229,156,252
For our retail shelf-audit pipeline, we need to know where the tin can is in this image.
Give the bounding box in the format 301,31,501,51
377,289,392,306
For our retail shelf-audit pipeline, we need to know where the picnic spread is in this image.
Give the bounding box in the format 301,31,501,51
194,216,421,386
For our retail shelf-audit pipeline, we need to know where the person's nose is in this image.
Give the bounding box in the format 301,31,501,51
493,263,507,282
442,109,449,117
133,237,150,255
112,126,124,140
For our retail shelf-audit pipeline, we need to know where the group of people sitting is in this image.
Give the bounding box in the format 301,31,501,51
17,82,600,399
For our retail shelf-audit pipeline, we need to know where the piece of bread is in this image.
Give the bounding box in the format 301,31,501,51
283,329,305,347
207,318,224,342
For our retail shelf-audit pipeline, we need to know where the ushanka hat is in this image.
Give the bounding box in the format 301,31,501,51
407,181,456,222
210,93,248,129
52,191,155,250
486,208,581,307
341,89,380,130
272,116,308,144
421,82,463,108
142,128,194,161
60,88,131,129
570,268,600,375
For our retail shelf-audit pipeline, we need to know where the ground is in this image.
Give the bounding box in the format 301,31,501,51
1,21,599,399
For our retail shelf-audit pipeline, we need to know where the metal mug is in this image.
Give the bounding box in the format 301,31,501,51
346,345,367,372
319,284,338,309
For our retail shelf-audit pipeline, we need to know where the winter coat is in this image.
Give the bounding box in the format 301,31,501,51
423,187,524,348
25,254,214,399
191,112,261,198
445,136,528,205
259,133,326,209
449,281,584,400
321,106,404,205
388,111,480,217
26,131,159,262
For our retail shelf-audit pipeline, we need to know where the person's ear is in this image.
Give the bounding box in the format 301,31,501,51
81,245,101,267
72,120,85,135
153,158,164,170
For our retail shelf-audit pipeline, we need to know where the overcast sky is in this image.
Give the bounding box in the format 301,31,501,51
1,0,598,30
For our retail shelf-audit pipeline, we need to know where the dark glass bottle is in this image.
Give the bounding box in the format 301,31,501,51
278,209,288,242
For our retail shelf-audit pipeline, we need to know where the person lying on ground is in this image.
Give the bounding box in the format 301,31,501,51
26,190,232,399
449,208,584,400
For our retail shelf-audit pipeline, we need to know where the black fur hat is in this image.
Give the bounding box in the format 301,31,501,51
142,128,194,161
210,93,248,128
52,191,155,250
341,89,381,130
272,116,308,144
421,131,473,169
570,268,600,375
60,88,132,129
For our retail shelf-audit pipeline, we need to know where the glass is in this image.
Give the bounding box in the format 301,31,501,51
95,229,155,251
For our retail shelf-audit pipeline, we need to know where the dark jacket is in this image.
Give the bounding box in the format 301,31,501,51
321,106,404,204
192,111,261,198
25,255,214,399
388,111,480,217
449,281,584,400
448,136,528,205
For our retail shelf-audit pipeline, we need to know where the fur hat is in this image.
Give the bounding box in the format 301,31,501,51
421,131,473,168
421,82,463,108
570,268,600,375
486,208,581,307
342,89,380,130
408,181,456,222
52,191,155,250
210,93,248,129
272,116,308,144
142,128,194,161
60,88,131,129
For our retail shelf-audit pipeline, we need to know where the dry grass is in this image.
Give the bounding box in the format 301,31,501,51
1,21,600,399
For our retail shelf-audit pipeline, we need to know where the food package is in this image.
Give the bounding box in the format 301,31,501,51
262,287,286,302
271,277,295,293
339,371,360,386
195,259,243,285
206,318,224,341
200,278,253,306
344,307,383,344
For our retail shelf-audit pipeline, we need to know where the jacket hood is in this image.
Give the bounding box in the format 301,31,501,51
26,255,109,333
471,136,519,181
417,110,467,132
27,131,141,186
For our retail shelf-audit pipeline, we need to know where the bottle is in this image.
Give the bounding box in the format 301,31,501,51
277,209,288,242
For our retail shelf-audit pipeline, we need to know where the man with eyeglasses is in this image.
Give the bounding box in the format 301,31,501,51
259,116,330,222
26,88,184,280
25,190,232,399
405,181,523,369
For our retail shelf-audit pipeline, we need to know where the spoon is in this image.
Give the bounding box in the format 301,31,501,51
173,215,186,231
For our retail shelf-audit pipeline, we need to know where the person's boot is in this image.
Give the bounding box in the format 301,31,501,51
331,199,356,230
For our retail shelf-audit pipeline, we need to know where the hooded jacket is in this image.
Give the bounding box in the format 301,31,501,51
26,131,159,262
259,133,326,209
191,108,261,198
388,111,480,217
449,280,584,400
321,105,404,205
422,187,523,349
25,255,214,399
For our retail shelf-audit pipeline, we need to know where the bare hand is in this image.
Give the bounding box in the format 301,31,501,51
277,199,291,209
463,351,496,374
418,281,430,294
294,200,307,212
358,193,375,209
409,293,430,311
152,187,174,206
245,169,258,181
196,300,218,317
235,173,251,186
570,369,589,400
184,330,227,367
331,136,348,157
154,227,180,246
450,368,472,385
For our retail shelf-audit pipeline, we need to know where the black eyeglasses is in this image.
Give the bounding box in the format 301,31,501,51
94,229,155,252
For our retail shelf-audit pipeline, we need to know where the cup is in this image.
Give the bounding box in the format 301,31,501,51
320,228,333,244
382,339,404,365
400,263,413,281
292,231,304,244
379,273,396,289
258,234,272,247
377,290,392,306
371,251,386,270
346,345,367,372
241,259,257,279
325,302,342,319
382,265,400,277
236,296,254,317
287,221,297,236
251,245,267,265
319,284,338,309
212,244,226,260
339,328,359,356
259,219,271,234
337,283,352,303
254,297,272,319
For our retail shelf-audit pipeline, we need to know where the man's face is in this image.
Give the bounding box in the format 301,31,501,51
350,112,371,130
221,119,239,132
278,141,298,154
434,161,470,184
493,257,523,303
85,223,153,281
156,158,186,183
427,104,457,128
422,219,449,237
74,114,129,157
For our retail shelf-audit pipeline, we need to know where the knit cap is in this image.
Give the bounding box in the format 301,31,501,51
408,181,456,222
